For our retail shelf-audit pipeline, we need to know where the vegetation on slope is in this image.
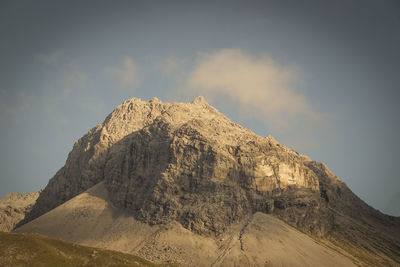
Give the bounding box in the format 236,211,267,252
0,232,169,267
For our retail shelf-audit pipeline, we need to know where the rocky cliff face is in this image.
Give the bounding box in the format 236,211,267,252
0,191,40,232
103,98,323,236
22,96,400,264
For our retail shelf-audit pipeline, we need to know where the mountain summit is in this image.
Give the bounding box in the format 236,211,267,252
18,97,400,265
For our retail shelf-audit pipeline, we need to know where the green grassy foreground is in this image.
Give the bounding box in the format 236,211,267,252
0,232,169,267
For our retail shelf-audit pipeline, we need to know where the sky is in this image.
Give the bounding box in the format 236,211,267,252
0,0,399,216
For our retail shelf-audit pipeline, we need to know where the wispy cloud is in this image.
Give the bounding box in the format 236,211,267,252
36,50,63,65
0,89,33,122
106,57,141,89
179,49,322,131
40,69,107,125
40,72,86,125
1,60,107,127
158,56,187,82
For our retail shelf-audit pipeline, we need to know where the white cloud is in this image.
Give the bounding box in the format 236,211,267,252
106,57,141,89
181,49,322,131
37,50,63,65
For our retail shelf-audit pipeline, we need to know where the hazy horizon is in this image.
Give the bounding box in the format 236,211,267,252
0,0,399,216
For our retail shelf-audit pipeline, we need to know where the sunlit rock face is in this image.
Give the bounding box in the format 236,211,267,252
0,191,40,232
24,96,327,235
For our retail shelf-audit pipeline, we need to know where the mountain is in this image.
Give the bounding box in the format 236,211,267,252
0,191,40,232
15,96,400,266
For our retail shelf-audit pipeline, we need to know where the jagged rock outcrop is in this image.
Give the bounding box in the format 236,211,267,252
21,96,400,265
25,96,322,234
0,191,40,232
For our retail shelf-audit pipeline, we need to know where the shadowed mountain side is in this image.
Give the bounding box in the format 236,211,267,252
15,182,357,267
102,118,323,236
22,97,223,224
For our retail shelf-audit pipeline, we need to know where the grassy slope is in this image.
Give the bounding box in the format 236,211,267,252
0,232,170,267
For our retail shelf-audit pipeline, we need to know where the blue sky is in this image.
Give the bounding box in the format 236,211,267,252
0,0,399,215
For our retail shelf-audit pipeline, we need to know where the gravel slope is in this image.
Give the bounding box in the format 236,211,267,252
15,182,356,266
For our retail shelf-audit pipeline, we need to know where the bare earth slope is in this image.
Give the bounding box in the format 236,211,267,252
0,191,40,232
19,97,400,265
15,182,356,267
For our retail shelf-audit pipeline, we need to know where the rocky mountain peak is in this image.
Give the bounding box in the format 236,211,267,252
23,97,323,233
19,97,400,262
191,95,208,105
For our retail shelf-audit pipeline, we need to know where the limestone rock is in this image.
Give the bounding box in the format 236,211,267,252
0,191,40,232
21,96,400,265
